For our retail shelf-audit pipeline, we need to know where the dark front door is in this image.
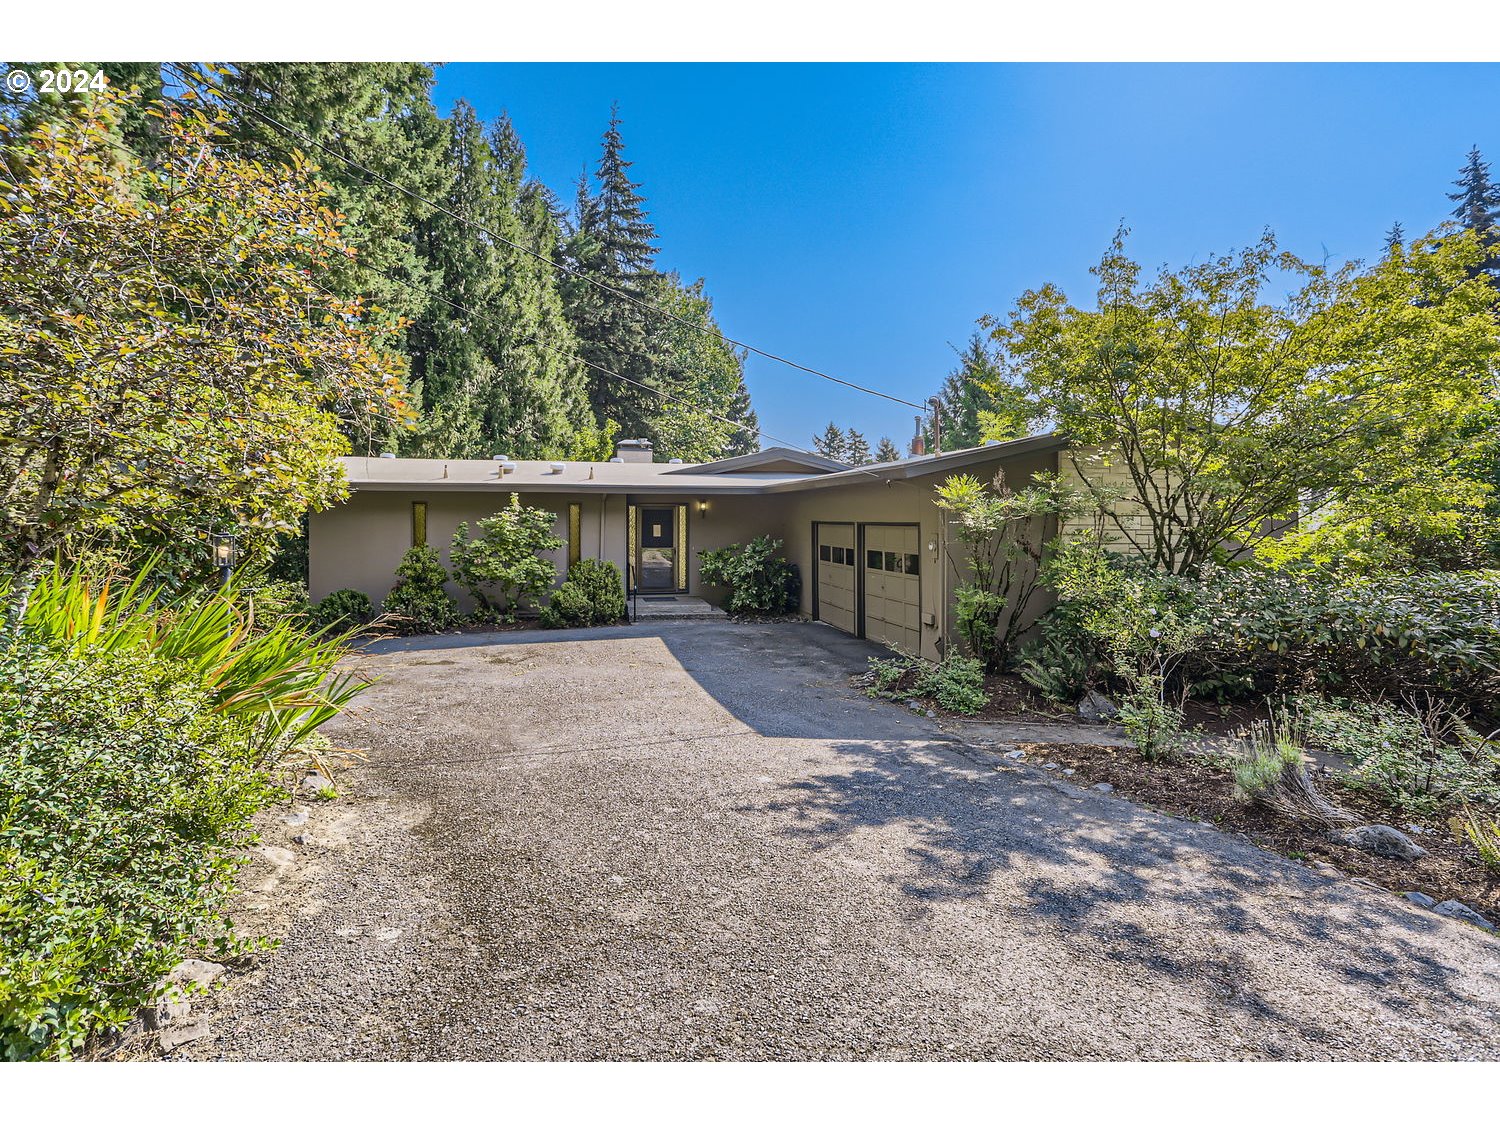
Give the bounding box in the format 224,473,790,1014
638,506,677,591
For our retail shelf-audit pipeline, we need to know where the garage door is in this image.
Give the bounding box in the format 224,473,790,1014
862,524,921,653
815,522,856,635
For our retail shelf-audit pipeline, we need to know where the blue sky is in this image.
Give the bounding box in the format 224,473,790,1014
431,63,1500,452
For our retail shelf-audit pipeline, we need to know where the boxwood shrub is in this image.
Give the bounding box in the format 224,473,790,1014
540,559,625,629
0,642,273,1060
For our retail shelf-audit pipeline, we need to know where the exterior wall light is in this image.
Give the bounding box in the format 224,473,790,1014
211,531,238,587
698,500,708,518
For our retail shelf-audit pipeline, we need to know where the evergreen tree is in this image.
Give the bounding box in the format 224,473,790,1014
1448,146,1500,279
646,275,758,461
927,334,999,450
813,422,849,462
560,104,662,437
215,63,450,337
874,436,902,462
1384,221,1405,255
844,429,872,465
404,101,592,459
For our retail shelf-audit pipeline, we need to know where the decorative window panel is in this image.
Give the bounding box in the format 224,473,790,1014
411,501,427,547
674,504,688,591
568,503,582,568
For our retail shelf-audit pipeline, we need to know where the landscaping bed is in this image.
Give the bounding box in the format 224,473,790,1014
1017,740,1500,922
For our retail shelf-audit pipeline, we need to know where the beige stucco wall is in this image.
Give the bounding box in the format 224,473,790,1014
308,444,1067,655
308,488,788,614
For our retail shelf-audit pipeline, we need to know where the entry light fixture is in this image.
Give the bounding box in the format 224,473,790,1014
697,499,708,518
210,531,238,587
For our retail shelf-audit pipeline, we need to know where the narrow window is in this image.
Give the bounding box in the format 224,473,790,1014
568,503,582,568
675,504,688,590
411,501,427,547
867,550,882,571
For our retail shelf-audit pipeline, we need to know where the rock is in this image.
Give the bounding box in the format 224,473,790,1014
283,809,309,827
1405,891,1438,909
291,834,308,845
1061,768,1076,777
1004,749,1026,761
907,700,922,712
257,845,296,866
300,771,333,795
1077,690,1119,722
1092,782,1115,793
1333,824,1428,860
169,959,226,991
159,1019,211,1051
1042,762,1058,771
924,710,936,719
1434,900,1496,932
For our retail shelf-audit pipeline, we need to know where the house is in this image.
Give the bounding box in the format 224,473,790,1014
310,432,1092,661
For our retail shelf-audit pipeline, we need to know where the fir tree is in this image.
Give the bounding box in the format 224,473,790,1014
813,423,849,462
844,429,872,465
1448,146,1500,279
1384,221,1405,255
874,436,902,462
560,104,662,437
404,101,592,459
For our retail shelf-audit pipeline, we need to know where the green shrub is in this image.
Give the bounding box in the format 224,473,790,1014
1015,606,1100,703
0,643,272,1060
954,586,1006,669
1173,564,1499,708
920,651,989,714
244,578,310,629
449,496,562,621
1116,678,1189,760
382,544,459,634
313,587,373,632
0,561,368,1060
540,559,625,629
1452,808,1500,871
863,651,989,715
1296,695,1500,816
697,536,800,615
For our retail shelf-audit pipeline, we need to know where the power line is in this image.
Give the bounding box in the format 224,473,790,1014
160,62,930,414
312,269,925,494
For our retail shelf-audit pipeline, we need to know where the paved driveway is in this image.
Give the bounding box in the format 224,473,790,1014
187,621,1500,1060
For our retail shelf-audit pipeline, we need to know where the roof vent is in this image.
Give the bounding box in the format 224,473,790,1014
667,458,684,464
492,454,510,462
608,456,624,463
548,462,565,474
378,452,396,459
499,462,515,475
984,439,1001,446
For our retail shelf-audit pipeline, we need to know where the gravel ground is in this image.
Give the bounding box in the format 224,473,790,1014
180,621,1500,1060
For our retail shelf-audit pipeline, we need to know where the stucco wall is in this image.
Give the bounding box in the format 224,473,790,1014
308,488,787,613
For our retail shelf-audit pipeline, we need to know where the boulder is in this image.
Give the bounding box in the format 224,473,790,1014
1333,824,1427,860
1404,891,1438,909
1004,749,1026,761
1092,782,1115,794
1434,900,1496,932
300,771,333,795
1077,690,1119,722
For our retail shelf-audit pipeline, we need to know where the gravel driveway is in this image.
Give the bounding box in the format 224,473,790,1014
182,621,1500,1060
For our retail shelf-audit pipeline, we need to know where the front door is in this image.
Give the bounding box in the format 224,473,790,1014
637,505,679,591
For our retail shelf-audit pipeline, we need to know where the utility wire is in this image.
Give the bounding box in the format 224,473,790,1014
311,269,927,495
161,62,930,413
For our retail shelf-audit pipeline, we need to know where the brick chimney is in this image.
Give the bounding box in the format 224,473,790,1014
615,438,654,464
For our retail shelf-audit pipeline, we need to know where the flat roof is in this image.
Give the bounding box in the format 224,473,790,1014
341,432,1067,496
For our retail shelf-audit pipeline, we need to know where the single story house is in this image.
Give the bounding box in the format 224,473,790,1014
309,433,1134,661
